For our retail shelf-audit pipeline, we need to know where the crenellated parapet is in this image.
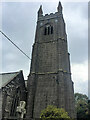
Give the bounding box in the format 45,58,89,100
38,1,63,21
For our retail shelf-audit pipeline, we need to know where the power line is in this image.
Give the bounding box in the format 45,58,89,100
0,30,31,60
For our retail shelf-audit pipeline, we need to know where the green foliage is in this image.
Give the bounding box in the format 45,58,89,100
40,105,70,119
75,93,88,102
75,93,89,119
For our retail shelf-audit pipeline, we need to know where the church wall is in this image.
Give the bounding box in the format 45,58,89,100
37,42,57,73
1,71,26,119
27,71,76,119
0,89,2,119
27,2,76,119
33,73,58,118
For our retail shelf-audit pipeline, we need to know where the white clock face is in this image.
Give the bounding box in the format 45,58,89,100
40,22,43,26
55,19,58,22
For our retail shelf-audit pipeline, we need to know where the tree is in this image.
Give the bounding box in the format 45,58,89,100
75,93,88,102
40,105,70,119
75,93,89,119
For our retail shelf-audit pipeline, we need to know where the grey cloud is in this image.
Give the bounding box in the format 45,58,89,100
74,80,88,96
2,2,88,64
1,2,88,95
63,2,88,63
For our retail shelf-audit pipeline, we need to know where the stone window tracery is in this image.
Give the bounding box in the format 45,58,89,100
44,25,53,35
10,88,19,117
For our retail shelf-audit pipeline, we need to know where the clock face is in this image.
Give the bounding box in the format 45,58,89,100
40,22,43,26
55,19,58,22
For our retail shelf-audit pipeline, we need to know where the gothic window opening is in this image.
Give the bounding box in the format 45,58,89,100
44,27,47,35
10,95,17,116
44,25,53,35
51,26,53,34
48,26,50,35
10,89,19,117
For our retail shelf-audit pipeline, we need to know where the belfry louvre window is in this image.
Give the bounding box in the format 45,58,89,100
51,26,53,34
44,25,53,35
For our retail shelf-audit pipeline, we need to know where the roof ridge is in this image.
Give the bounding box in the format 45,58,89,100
1,70,23,88
0,70,22,75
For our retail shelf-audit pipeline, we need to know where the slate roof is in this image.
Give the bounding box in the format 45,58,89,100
0,70,22,88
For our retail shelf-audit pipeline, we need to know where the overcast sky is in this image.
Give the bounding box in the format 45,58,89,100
0,0,88,97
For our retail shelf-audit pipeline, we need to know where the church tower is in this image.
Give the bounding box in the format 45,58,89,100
26,2,76,119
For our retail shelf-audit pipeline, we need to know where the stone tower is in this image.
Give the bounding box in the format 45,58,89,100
26,2,76,119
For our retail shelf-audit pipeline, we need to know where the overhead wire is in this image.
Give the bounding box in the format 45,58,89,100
0,30,31,60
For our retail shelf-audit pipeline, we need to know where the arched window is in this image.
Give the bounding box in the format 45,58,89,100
44,27,47,35
51,26,53,34
10,88,19,116
44,25,53,35
48,26,50,35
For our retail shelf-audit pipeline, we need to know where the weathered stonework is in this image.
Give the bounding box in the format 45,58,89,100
26,2,76,119
0,70,26,119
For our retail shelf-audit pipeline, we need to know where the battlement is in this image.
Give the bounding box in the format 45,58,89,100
44,12,59,16
38,12,62,21
38,1,62,21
